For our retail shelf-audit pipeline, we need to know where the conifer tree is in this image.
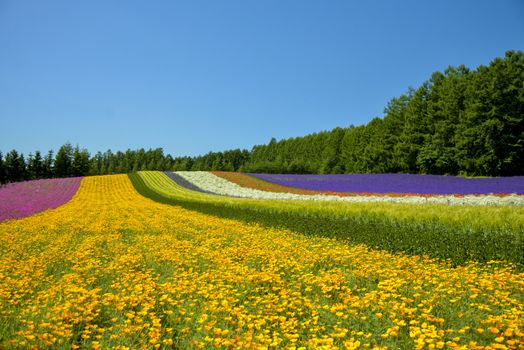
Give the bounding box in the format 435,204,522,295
4,150,26,182
89,152,103,176
27,151,45,179
54,143,74,177
72,146,90,176
43,150,54,178
19,153,28,181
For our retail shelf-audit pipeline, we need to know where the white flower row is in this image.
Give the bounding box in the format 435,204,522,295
172,171,524,206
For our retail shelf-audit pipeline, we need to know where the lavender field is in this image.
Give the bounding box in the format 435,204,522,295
0,177,82,222
249,173,524,195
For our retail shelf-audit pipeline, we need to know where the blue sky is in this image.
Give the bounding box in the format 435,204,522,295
1,1,523,157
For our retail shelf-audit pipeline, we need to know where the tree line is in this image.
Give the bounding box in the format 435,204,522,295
0,145,175,184
174,50,524,176
1,51,522,184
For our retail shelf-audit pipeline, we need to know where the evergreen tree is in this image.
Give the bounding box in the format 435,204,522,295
27,151,45,179
320,127,345,174
72,146,91,176
43,150,54,178
380,93,411,172
4,150,26,182
340,125,365,173
104,150,115,174
89,152,103,175
455,51,524,176
19,154,28,180
54,143,74,177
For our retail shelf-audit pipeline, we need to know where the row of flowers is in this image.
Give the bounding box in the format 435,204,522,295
173,171,524,205
249,172,524,195
0,177,83,222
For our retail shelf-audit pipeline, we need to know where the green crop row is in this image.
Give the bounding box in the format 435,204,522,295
129,171,524,267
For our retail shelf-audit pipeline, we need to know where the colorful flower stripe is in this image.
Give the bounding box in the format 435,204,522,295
1,174,523,349
212,171,353,196
174,171,524,205
0,177,83,222
213,171,516,198
135,171,524,265
165,171,225,196
248,173,524,195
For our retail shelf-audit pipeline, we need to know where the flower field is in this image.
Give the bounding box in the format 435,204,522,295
0,177,82,222
170,171,524,205
1,174,523,349
211,171,346,196
249,173,524,195
133,172,524,265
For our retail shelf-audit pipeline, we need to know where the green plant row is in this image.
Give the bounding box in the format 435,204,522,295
129,171,524,267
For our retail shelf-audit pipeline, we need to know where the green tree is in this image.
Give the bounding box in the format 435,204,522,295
54,143,74,177
27,151,45,179
381,93,412,172
320,127,345,174
103,150,115,174
89,152,103,175
455,51,524,175
43,150,54,178
72,146,90,176
4,150,26,182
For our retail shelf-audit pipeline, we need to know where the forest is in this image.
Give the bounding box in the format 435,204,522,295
212,50,523,177
1,51,522,184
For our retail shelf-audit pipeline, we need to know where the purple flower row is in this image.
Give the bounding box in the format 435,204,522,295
0,177,83,222
247,173,524,195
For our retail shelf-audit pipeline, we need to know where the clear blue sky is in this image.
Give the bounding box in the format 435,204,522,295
1,1,523,157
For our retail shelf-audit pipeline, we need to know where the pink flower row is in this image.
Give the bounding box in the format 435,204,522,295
0,177,83,222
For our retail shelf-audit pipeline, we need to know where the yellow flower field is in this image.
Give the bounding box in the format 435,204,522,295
0,175,523,349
